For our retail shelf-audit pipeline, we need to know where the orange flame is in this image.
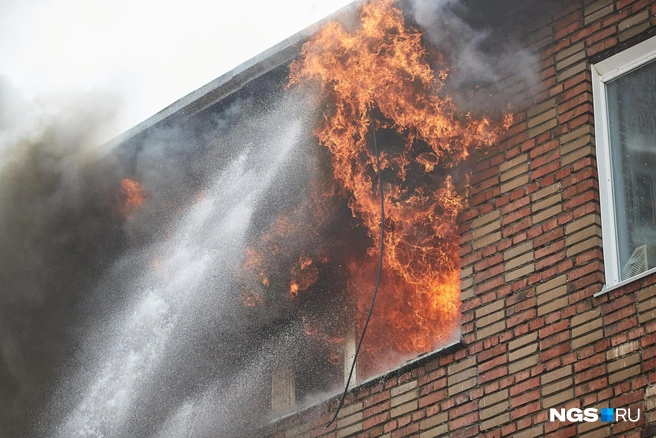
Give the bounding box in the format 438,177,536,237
238,175,337,310
242,247,271,289
289,0,508,372
289,254,319,298
120,178,145,217
235,0,510,376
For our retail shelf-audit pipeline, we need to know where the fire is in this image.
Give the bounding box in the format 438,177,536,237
236,0,509,377
238,209,327,307
242,247,271,289
288,0,508,372
238,174,338,309
120,178,145,217
289,254,319,297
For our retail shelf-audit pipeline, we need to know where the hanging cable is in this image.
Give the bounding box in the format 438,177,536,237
323,102,384,433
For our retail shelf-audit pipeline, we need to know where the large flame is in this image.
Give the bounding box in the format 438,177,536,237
239,0,509,377
288,0,507,372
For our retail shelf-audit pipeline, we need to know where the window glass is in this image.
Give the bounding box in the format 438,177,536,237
606,60,656,280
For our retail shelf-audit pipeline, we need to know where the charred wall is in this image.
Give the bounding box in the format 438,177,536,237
266,0,656,437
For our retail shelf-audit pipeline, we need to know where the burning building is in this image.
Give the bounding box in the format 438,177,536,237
3,0,656,437
253,0,656,436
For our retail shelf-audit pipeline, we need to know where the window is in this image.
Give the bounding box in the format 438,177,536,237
592,36,656,289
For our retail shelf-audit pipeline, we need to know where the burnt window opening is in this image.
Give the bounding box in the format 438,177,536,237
251,123,469,415
233,0,514,417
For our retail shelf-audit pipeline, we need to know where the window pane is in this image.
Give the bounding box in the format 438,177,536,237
606,60,656,280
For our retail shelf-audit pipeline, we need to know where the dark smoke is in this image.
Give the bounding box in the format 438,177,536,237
0,78,127,437
0,65,345,437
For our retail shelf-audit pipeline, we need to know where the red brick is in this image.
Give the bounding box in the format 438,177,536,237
365,400,391,418
617,0,639,8
563,71,592,91
510,401,541,420
502,207,532,225
363,412,390,430
555,21,582,40
510,389,541,408
531,161,561,180
479,344,507,362
534,228,565,248
449,400,478,419
450,412,479,431
509,377,541,397
479,355,508,374
479,366,509,384
541,342,571,361
571,22,601,42
559,103,594,124
588,37,618,56
535,240,565,259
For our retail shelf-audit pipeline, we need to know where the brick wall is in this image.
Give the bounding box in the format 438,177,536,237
265,0,656,437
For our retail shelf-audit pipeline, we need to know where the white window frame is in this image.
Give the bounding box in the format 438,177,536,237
592,35,656,295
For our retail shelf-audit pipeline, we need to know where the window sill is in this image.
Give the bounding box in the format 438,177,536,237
268,338,463,425
593,266,656,297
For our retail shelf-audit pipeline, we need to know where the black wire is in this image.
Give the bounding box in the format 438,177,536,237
323,102,384,433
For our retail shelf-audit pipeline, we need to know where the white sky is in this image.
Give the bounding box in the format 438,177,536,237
0,0,354,136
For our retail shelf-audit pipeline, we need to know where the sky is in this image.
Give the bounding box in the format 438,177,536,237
0,0,354,139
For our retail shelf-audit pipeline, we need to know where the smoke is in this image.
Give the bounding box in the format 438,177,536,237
0,77,128,437
1,55,345,436
0,2,542,436
0,1,360,436
170,325,322,438
408,0,539,111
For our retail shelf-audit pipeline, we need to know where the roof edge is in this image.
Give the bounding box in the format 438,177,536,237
101,1,361,152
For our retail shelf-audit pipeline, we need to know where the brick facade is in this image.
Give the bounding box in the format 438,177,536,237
266,1,656,437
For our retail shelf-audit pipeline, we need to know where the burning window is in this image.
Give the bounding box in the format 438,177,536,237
1,1,528,436
238,0,511,410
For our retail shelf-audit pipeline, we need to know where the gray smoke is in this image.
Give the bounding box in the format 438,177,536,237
0,77,126,437
408,0,539,112
0,57,348,437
